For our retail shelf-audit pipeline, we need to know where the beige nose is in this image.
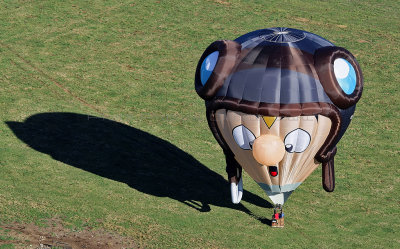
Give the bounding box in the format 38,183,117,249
252,135,285,165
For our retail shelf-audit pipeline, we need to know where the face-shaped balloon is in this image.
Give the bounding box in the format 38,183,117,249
194,27,363,207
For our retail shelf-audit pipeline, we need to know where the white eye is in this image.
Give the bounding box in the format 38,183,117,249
284,128,311,153
232,125,256,150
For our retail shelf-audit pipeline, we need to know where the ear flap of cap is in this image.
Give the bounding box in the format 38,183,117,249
195,40,241,100
314,46,363,109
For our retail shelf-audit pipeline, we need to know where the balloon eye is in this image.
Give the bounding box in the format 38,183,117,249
284,128,311,153
285,144,294,153
333,58,357,95
200,51,219,85
232,125,256,150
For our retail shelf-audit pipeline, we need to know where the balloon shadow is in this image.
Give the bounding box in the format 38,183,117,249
6,112,272,224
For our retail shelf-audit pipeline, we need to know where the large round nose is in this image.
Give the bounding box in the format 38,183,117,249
252,135,285,165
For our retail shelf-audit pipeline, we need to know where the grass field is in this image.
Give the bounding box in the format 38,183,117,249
0,0,399,248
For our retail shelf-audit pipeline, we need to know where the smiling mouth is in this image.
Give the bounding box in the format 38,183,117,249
269,166,278,177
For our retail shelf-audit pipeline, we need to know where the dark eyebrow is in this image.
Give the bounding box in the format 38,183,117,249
280,117,285,120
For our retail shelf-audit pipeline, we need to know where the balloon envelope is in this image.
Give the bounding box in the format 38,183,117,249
195,27,363,206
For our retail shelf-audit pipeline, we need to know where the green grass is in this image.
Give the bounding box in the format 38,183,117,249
0,228,15,249
0,245,14,249
0,0,399,248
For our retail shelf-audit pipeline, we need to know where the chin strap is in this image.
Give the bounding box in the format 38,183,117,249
225,152,243,204
230,174,243,204
322,157,335,192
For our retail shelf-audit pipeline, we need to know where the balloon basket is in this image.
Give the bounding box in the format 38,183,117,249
271,204,284,228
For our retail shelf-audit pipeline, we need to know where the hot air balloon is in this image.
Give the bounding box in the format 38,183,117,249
194,27,363,227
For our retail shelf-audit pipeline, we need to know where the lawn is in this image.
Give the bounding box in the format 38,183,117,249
0,0,399,248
